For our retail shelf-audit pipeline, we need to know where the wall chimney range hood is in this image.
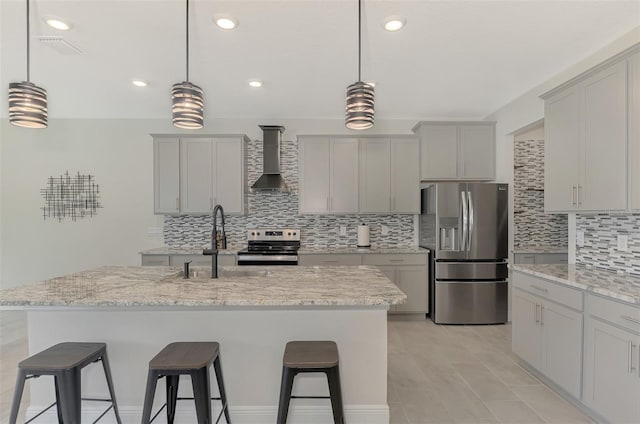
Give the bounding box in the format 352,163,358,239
250,125,290,192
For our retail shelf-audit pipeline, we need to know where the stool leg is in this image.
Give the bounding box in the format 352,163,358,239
166,375,180,424
100,353,122,424
213,356,231,423
326,366,345,424
57,368,82,423
9,370,27,424
191,367,212,424
276,367,296,424
54,376,64,423
141,369,160,424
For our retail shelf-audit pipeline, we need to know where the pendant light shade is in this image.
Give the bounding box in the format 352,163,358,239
172,0,203,129
9,0,47,129
345,0,374,130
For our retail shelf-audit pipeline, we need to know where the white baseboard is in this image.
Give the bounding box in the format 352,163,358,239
27,403,390,423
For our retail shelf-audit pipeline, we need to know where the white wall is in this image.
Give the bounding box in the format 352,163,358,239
485,27,640,264
0,117,417,289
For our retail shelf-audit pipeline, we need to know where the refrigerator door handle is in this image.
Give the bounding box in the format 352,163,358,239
467,191,474,251
461,191,468,251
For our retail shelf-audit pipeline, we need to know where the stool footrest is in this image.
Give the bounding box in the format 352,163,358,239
25,402,57,424
290,395,331,399
148,398,228,424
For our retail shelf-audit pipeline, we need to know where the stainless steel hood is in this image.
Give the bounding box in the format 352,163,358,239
251,125,290,192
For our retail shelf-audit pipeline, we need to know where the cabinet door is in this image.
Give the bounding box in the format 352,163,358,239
214,138,244,214
153,138,180,214
420,125,458,179
459,125,495,180
544,87,581,212
299,138,330,213
377,265,398,313
330,138,359,213
581,60,628,211
181,139,213,214
584,318,640,424
512,288,542,369
394,266,428,313
359,139,391,213
391,138,420,213
540,301,583,398
630,53,640,210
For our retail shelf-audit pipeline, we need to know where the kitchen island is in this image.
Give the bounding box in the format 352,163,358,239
0,265,404,424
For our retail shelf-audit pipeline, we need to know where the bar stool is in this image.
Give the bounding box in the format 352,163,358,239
9,342,121,424
276,340,344,424
141,342,231,424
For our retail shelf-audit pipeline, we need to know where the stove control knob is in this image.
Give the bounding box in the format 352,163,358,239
257,232,261,236
251,232,255,236
293,232,297,236
288,232,291,236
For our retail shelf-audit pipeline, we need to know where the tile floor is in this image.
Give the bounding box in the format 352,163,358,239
0,311,594,424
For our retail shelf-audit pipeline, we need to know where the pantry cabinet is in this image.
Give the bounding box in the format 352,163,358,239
543,46,638,212
412,121,496,181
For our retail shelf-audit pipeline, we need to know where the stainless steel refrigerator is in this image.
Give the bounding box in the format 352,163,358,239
420,183,508,324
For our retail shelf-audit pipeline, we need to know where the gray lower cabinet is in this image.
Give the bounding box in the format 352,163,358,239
299,252,429,314
513,252,568,264
141,254,236,267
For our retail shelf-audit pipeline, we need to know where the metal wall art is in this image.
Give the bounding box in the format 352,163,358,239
41,171,102,221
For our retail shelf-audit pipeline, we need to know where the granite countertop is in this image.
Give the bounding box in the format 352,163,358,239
512,246,568,254
0,265,406,308
140,247,241,256
511,264,640,305
298,247,429,254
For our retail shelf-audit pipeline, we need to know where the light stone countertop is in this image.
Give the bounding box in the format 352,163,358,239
511,264,640,305
0,265,406,308
140,247,241,256
512,246,568,254
298,247,429,255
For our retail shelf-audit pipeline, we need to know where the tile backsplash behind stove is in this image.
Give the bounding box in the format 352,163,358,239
163,137,415,249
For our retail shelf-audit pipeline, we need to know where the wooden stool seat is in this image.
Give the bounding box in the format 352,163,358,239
283,341,339,369
149,342,220,371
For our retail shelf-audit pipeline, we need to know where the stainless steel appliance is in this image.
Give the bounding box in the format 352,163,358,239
237,229,300,266
420,183,508,324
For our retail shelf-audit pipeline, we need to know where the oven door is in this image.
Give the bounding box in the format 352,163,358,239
237,253,298,266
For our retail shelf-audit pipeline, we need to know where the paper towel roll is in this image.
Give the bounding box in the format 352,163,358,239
357,224,370,247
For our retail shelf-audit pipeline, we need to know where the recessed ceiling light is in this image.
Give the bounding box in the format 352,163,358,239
383,16,406,32
214,15,238,30
248,80,263,88
45,18,71,31
132,80,148,87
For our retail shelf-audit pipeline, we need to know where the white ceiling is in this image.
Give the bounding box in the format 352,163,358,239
1,0,639,121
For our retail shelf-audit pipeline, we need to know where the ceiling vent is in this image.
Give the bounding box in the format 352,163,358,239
38,36,83,55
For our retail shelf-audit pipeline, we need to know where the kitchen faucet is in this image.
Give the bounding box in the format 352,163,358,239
203,204,227,278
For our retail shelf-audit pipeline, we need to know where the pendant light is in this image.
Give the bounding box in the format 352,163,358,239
8,0,48,129
345,0,374,130
172,0,204,129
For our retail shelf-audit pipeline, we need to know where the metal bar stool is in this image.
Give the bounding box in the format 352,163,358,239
141,342,231,424
276,340,344,424
9,342,121,424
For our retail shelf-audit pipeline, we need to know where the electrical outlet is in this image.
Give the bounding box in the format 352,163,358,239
576,230,584,247
340,226,347,236
381,225,389,235
617,234,629,251
148,227,163,237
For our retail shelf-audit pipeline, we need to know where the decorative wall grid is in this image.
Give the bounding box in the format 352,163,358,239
164,137,415,249
41,171,102,221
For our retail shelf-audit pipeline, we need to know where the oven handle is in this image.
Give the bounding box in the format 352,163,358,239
237,255,298,262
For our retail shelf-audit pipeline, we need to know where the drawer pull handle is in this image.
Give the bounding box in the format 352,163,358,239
389,259,404,263
530,285,548,293
540,305,544,326
629,341,635,374
324,260,339,263
621,315,640,325
535,303,540,324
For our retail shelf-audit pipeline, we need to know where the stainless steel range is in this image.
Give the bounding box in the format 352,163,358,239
237,229,300,266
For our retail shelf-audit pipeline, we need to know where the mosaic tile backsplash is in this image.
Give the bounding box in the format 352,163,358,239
576,214,640,276
164,136,415,249
513,139,568,247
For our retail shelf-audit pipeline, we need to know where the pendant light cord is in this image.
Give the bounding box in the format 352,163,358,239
357,0,361,82
26,0,30,82
185,0,189,82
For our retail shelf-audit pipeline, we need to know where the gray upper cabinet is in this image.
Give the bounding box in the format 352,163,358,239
330,138,360,213
390,138,420,213
412,121,496,181
153,138,180,214
542,45,639,213
630,52,640,210
153,134,247,216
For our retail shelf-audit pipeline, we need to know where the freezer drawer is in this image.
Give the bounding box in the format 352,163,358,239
435,261,507,280
434,280,507,324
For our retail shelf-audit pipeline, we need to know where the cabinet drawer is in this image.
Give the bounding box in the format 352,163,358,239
169,255,211,266
141,255,170,266
362,254,427,266
513,271,583,311
298,254,362,266
588,294,640,333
